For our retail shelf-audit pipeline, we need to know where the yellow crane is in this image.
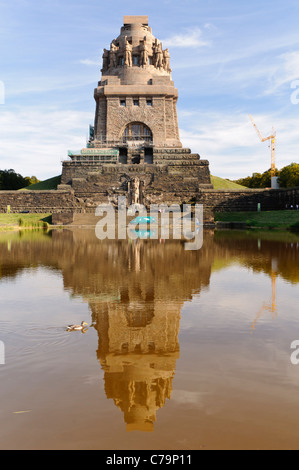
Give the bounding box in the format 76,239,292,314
249,114,277,187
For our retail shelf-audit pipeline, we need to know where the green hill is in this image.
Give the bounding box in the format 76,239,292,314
211,175,247,190
21,175,61,191
20,174,245,192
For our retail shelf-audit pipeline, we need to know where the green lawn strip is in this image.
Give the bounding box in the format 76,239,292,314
215,210,299,230
214,228,299,244
0,213,52,228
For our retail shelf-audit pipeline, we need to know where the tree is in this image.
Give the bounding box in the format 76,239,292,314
0,169,31,190
235,165,298,189
259,171,270,188
279,163,299,188
25,176,40,186
235,172,265,188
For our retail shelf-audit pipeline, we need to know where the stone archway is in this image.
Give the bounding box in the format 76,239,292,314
121,122,153,144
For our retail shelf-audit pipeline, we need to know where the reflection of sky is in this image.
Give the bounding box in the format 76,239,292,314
177,263,299,407
0,267,99,381
181,264,299,332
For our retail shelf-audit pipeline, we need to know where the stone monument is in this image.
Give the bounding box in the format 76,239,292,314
60,16,213,209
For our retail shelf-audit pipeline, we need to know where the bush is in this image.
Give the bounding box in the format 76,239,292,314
18,217,49,229
245,219,259,227
289,221,299,232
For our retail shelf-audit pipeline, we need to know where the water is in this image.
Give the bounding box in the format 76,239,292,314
0,228,299,450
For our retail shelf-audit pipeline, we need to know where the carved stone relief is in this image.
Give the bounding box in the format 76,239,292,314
102,34,171,73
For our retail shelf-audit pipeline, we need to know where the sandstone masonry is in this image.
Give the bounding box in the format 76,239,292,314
1,187,298,226
60,16,213,207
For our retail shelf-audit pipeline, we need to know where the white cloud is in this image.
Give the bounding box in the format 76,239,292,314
171,389,206,407
79,59,99,66
0,108,93,179
162,27,210,48
171,34,299,100
1,105,297,183
265,51,299,95
4,75,95,100
178,111,299,179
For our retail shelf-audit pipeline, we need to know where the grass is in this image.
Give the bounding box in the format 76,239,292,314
18,174,245,192
0,213,52,230
211,176,247,190
20,175,61,191
214,228,299,244
21,174,245,191
215,210,299,230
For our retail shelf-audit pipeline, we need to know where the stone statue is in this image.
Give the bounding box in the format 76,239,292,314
153,40,163,69
139,38,148,67
163,49,171,73
131,178,140,205
102,48,109,72
124,37,132,67
109,42,118,68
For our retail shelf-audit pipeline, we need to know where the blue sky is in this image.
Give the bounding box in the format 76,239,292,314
0,0,299,180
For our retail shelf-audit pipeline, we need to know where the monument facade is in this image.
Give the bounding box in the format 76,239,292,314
60,16,213,209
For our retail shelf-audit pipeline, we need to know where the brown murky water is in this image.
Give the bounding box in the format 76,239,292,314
0,228,299,450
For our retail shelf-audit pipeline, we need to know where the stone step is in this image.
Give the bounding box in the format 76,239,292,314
153,148,191,154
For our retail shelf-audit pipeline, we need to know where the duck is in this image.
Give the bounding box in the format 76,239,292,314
66,321,89,332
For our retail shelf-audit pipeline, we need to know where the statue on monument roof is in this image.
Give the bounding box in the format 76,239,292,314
124,37,132,67
139,38,149,67
153,39,163,70
163,48,171,73
102,48,109,72
109,42,118,69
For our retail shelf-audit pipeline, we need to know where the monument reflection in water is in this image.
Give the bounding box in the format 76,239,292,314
1,228,299,448
59,230,211,432
0,229,211,433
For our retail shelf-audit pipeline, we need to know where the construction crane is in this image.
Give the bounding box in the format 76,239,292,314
249,114,277,187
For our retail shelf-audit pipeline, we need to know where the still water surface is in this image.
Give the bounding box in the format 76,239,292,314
0,229,299,450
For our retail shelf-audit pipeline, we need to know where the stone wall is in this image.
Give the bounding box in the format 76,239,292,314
196,187,299,223
95,96,107,139
199,188,277,212
274,187,299,208
60,154,213,214
97,91,180,147
61,149,213,191
197,189,278,224
0,186,298,226
0,190,77,214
